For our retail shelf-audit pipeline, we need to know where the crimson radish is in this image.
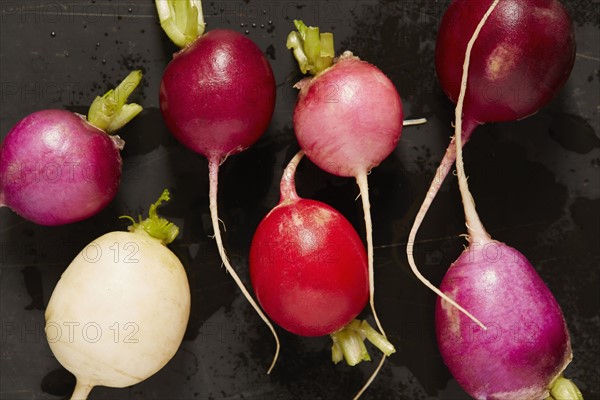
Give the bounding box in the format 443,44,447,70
250,150,395,367
45,190,190,400
155,0,279,371
0,71,142,226
406,0,576,324
409,1,583,398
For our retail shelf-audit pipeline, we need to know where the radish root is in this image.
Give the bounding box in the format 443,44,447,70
405,0,501,330
70,381,93,400
208,158,280,374
453,0,498,243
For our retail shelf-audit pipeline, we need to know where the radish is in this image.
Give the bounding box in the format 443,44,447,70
250,150,395,370
0,71,143,226
408,1,583,398
406,0,577,325
155,0,279,371
45,190,190,400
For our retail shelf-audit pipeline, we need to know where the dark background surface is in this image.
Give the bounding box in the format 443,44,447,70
1,1,598,399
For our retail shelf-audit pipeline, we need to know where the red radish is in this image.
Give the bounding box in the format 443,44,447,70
155,0,279,371
0,71,143,226
45,190,190,400
410,1,583,398
250,150,395,366
406,0,576,323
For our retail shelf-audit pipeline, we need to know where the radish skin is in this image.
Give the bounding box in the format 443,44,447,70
156,0,280,372
45,190,190,400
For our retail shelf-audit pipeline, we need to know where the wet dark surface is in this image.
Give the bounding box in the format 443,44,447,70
1,1,599,399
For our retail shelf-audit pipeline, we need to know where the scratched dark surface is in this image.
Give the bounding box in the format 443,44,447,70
1,1,599,399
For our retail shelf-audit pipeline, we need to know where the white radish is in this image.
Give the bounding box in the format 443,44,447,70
45,190,190,400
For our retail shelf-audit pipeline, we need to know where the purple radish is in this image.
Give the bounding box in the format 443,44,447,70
0,71,142,226
406,0,576,322
411,1,583,398
155,1,279,371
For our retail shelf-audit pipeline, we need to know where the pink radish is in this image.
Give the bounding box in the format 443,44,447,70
155,0,279,371
406,0,576,324
0,71,142,226
250,150,395,366
409,1,583,398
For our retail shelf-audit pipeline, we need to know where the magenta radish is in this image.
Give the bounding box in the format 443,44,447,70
409,1,583,398
250,151,395,366
406,0,576,321
45,190,190,400
155,0,279,371
0,71,142,226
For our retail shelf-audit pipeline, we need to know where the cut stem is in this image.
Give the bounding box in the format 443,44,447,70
208,157,280,374
286,20,334,76
155,0,205,48
330,319,395,366
87,70,143,134
547,375,584,400
70,380,93,400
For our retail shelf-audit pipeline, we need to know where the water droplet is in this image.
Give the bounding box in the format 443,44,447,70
64,51,70,57
101,59,107,64
50,31,56,37
240,22,245,27
244,30,249,35
268,20,273,25
127,7,132,12
260,24,265,28
96,42,100,47
252,23,256,28
262,9,267,14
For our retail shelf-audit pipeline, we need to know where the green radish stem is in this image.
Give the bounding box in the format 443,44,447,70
286,20,334,76
87,70,143,134
405,0,504,330
208,158,280,374
121,189,179,244
155,0,205,48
